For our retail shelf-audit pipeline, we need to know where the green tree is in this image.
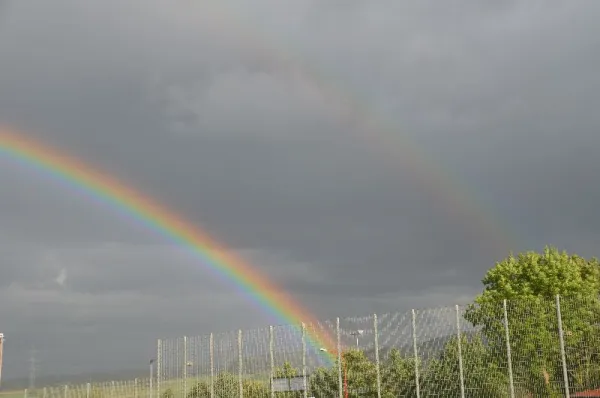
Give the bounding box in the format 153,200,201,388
243,379,269,397
308,350,378,397
187,381,210,398
343,350,379,397
274,362,302,398
187,373,268,398
161,388,175,398
380,348,416,398
308,365,339,398
379,348,416,397
465,246,600,396
275,362,299,379
420,333,508,397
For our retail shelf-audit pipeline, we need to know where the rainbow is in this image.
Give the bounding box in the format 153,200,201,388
189,3,518,254
0,126,337,364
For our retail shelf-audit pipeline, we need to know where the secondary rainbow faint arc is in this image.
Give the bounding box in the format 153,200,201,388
192,3,518,253
0,127,337,364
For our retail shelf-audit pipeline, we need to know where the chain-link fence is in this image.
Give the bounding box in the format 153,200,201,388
19,379,154,398
26,295,600,397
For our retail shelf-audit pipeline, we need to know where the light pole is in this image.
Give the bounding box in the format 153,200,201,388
350,330,364,349
149,359,154,398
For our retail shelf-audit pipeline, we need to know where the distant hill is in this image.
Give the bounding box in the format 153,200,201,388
1,369,147,390
1,331,477,390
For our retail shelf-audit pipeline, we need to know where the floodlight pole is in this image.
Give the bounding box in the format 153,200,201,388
350,330,364,349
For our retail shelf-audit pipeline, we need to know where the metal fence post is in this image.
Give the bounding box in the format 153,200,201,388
556,295,570,397
209,333,214,398
87,382,91,398
503,299,515,398
374,314,382,398
175,339,179,398
238,330,243,398
183,336,188,398
412,309,421,398
301,323,308,398
149,362,153,398
269,326,275,398
336,317,343,398
455,305,466,398
134,379,138,398
111,381,115,398
157,339,162,398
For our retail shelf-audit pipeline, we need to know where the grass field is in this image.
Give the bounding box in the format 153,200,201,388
0,391,24,398
0,378,201,398
0,375,270,398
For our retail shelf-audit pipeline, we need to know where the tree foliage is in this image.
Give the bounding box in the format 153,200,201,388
465,246,600,396
180,343,490,397
186,373,269,398
170,247,600,398
379,348,415,397
471,246,600,302
420,333,508,397
274,362,302,398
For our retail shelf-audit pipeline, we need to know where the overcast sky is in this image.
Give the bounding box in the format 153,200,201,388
1,0,600,380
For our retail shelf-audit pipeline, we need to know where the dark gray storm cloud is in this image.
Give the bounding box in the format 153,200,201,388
1,0,599,380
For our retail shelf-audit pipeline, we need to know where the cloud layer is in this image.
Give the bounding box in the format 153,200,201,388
1,0,599,379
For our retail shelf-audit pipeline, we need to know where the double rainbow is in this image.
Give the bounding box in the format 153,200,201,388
0,127,337,364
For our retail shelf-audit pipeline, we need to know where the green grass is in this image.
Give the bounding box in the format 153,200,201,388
0,390,24,398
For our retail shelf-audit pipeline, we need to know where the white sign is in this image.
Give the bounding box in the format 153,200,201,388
272,377,306,392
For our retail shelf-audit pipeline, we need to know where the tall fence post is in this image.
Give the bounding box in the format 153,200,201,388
374,314,382,398
183,336,188,398
209,333,214,398
24,389,28,398
238,330,243,398
336,317,343,398
556,295,570,397
43,387,47,398
149,361,153,398
269,326,275,398
65,385,69,398
111,381,115,398
157,339,162,398
412,309,421,398
134,379,138,398
455,305,466,398
301,323,308,398
87,382,91,398
503,299,515,398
